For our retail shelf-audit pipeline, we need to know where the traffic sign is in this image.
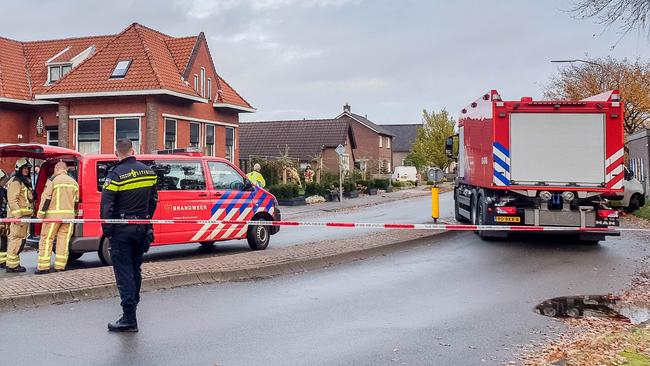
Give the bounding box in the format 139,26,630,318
427,167,444,184
335,144,346,156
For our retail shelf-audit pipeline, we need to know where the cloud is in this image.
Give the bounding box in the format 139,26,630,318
181,0,358,19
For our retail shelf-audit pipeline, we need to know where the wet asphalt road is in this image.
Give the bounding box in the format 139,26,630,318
0,192,452,278
1,228,647,365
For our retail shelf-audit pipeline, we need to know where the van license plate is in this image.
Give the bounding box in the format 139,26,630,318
495,216,520,223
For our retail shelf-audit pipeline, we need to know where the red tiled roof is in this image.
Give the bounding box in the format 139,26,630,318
165,36,197,74
0,36,31,100
216,76,253,109
23,35,114,95
0,23,252,109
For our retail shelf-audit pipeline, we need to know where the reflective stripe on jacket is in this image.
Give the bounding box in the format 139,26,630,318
7,177,33,218
37,172,79,219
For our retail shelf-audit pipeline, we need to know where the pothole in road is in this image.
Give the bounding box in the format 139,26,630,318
535,295,650,324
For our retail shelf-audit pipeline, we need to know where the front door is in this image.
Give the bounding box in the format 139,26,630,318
152,159,211,244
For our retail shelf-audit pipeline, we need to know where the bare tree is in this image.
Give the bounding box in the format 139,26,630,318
571,0,650,36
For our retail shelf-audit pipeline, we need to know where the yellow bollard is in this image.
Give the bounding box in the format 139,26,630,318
431,187,439,222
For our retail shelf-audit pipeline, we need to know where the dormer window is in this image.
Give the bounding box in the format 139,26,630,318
48,64,72,83
110,60,132,79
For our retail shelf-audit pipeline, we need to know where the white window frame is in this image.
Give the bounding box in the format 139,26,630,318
114,117,142,154
200,67,206,98
46,129,59,146
76,118,102,154
48,64,72,84
225,126,235,162
189,122,201,149
386,136,391,149
164,118,177,149
379,135,383,148
194,74,199,91
205,124,215,156
207,78,212,101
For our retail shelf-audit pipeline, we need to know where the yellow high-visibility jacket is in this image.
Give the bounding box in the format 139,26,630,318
246,171,266,188
7,176,34,218
37,172,79,219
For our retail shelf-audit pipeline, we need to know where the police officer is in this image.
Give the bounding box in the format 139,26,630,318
6,159,34,273
246,163,266,188
0,169,10,268
101,138,157,332
35,161,79,274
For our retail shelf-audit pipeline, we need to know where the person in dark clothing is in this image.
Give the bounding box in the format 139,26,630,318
101,139,158,332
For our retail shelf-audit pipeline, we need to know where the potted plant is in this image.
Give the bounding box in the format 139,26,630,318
343,181,359,198
366,179,378,195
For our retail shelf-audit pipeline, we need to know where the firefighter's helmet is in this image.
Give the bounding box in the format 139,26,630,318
15,158,32,170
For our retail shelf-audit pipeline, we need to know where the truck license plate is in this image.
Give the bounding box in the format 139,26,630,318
495,216,520,223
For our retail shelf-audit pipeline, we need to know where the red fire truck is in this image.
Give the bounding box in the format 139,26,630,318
447,90,625,243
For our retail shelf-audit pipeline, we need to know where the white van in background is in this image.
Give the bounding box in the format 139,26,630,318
609,166,646,212
392,166,417,182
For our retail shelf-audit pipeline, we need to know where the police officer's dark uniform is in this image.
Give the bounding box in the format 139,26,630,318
101,152,157,332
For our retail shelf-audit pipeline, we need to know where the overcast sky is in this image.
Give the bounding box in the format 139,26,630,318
1,0,649,124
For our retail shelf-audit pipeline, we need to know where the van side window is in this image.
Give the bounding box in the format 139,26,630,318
97,161,117,191
208,161,245,191
152,161,206,191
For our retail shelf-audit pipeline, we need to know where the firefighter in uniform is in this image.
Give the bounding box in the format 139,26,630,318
0,169,10,268
101,138,158,332
35,161,79,274
6,159,34,273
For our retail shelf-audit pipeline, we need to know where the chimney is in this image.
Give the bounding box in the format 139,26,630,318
343,103,351,114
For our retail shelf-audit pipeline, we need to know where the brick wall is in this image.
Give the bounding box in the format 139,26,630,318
346,117,393,173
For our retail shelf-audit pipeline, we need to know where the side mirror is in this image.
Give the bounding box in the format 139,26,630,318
445,136,454,158
243,179,255,191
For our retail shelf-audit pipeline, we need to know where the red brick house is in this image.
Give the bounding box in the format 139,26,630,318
0,23,253,169
336,104,394,174
239,104,393,175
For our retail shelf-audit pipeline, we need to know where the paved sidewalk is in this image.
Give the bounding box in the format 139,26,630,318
283,184,450,220
0,228,446,311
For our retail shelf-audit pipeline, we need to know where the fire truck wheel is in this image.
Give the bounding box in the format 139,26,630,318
470,191,479,226
98,237,113,266
247,220,270,251
476,195,491,240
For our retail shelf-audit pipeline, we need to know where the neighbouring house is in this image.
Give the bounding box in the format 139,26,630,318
627,129,649,197
335,103,394,174
0,22,253,171
382,123,422,167
239,119,356,175
239,104,394,176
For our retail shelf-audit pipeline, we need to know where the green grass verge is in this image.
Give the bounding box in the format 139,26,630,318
633,203,650,221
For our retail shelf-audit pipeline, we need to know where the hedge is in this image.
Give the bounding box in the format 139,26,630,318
268,184,301,199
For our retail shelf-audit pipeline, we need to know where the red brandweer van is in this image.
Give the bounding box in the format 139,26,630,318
0,144,280,265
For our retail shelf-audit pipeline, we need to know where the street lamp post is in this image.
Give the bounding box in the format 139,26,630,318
551,59,606,91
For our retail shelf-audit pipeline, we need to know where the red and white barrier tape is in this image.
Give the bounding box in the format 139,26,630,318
0,217,643,233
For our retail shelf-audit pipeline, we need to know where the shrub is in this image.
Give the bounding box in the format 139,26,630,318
392,181,404,188
268,184,300,199
343,181,357,193
305,182,330,197
374,179,389,190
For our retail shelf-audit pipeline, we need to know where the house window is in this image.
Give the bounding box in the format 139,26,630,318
386,136,391,149
189,122,200,148
110,60,131,78
194,74,199,91
164,118,177,149
47,129,59,146
379,136,383,148
115,118,141,153
205,124,215,156
207,78,212,100
225,127,234,162
200,67,206,98
77,119,101,154
48,64,72,83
